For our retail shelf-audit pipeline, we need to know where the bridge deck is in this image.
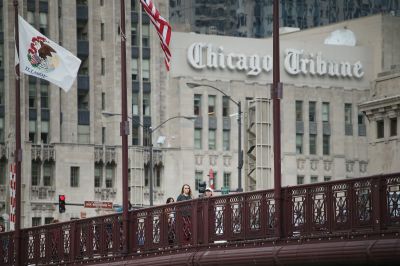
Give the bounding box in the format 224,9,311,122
0,172,399,265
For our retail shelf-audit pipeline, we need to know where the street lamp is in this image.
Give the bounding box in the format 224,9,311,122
102,111,195,206
146,115,196,206
186,82,243,192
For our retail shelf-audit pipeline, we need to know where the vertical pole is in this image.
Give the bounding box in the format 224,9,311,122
120,0,130,254
272,0,282,238
149,129,154,206
13,1,22,265
237,101,243,192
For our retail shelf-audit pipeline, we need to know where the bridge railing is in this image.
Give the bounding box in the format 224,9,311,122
0,172,399,265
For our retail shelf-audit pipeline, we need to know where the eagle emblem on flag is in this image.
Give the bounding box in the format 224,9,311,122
27,36,60,73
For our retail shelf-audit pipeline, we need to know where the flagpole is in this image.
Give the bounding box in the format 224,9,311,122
120,0,130,254
13,0,22,264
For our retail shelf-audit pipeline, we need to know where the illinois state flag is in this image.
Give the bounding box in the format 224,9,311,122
18,16,81,92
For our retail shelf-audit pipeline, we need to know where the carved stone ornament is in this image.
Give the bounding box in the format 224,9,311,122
310,160,318,171
223,155,232,167
209,155,218,166
195,154,203,165
346,160,354,173
297,159,305,170
324,160,332,171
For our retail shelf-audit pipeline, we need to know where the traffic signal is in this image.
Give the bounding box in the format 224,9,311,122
58,195,66,213
198,181,207,194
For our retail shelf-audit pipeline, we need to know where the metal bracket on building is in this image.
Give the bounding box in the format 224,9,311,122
277,82,283,99
120,121,130,136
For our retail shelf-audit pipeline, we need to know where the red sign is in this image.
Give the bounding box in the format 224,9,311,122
84,201,113,209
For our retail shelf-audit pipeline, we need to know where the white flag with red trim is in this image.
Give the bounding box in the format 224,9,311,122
18,16,81,92
139,0,172,70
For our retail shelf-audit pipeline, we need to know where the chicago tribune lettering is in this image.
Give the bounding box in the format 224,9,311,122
187,43,364,79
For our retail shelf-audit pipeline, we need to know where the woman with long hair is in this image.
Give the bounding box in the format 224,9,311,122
177,184,192,201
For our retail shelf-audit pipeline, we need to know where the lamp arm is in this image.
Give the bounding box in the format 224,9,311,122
151,115,193,133
201,84,239,106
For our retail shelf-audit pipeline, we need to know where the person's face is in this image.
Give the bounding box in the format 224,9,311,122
183,186,190,195
168,199,174,204
205,190,212,197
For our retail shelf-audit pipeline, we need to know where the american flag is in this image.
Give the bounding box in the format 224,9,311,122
139,0,172,70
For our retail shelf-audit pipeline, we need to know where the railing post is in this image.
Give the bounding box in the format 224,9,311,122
281,187,288,238
70,221,76,262
201,199,209,244
326,183,333,234
372,177,383,231
192,200,198,245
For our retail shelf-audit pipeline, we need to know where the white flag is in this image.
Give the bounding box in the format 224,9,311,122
18,16,81,92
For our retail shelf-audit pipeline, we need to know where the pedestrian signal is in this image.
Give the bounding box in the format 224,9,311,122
198,181,207,194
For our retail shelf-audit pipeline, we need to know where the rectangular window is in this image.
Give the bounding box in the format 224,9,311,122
142,24,150,47
39,12,48,35
295,100,303,121
131,24,137,46
358,113,366,136
194,129,202,149
0,43,3,69
102,92,106,110
208,95,216,116
132,92,139,115
44,217,54,224
32,217,41,227
322,102,330,122
100,23,105,41
194,94,201,116
345,103,353,135
309,134,316,155
132,126,139,145
29,83,36,108
311,175,318,183
377,120,384,139
222,96,229,117
223,130,230,151
0,81,4,105
70,167,80,187
142,59,150,81
309,101,316,122
43,163,53,186
29,120,37,143
209,129,216,150
41,121,49,144
296,134,303,154
40,84,49,109
195,171,202,190
95,164,103,187
323,135,330,155
0,117,4,144
345,104,352,124
0,161,6,185
105,165,114,188
223,172,231,188
155,167,161,187
324,176,331,182
143,93,151,116
101,58,105,75
297,175,304,185
31,161,41,186
78,125,90,144
102,127,106,144
390,118,397,137
131,58,138,80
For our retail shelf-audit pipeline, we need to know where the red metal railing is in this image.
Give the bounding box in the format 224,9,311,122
0,172,399,265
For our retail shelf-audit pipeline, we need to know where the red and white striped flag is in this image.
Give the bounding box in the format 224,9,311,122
9,163,16,231
140,0,172,70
